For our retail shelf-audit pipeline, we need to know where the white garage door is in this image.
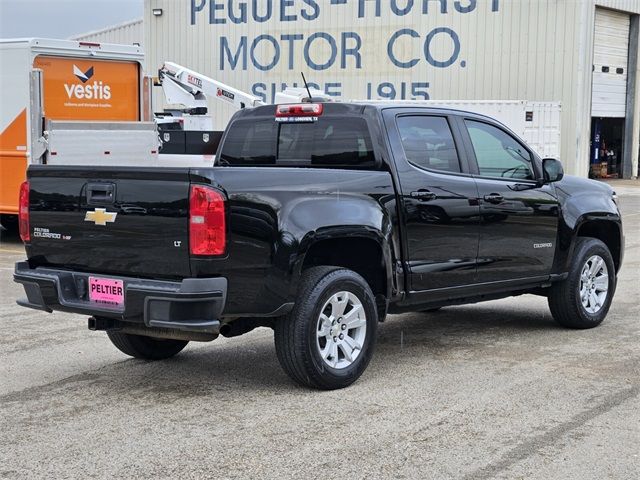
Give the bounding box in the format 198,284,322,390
591,8,631,118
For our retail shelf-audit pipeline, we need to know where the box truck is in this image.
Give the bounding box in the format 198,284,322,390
0,38,154,227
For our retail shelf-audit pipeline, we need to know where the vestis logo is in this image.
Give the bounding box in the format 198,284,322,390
64,64,111,100
73,65,94,83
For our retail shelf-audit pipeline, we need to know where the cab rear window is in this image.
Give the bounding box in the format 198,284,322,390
218,117,375,168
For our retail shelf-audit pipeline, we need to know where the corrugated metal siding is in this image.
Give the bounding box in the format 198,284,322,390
142,0,640,176
591,8,630,117
595,0,640,15
71,19,144,46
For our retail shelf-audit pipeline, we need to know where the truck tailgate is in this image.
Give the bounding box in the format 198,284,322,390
26,166,191,279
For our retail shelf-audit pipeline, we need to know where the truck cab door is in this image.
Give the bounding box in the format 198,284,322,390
455,117,560,283
384,110,480,292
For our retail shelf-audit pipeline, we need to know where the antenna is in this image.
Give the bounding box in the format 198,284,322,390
301,72,313,103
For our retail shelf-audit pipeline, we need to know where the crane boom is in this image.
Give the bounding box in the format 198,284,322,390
159,61,266,110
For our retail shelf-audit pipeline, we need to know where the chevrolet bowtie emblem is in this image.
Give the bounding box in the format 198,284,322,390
85,208,117,226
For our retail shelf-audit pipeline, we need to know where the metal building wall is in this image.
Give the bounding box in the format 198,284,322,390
143,0,640,177
71,19,144,46
595,0,640,14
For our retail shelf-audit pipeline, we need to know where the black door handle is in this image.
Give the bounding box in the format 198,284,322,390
483,193,504,204
410,190,436,201
86,182,116,205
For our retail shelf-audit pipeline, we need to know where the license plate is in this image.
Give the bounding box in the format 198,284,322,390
88,277,124,308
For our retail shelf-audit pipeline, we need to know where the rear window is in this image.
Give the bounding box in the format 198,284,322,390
218,117,375,168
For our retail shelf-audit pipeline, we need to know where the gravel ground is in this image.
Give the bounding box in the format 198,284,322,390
0,182,638,479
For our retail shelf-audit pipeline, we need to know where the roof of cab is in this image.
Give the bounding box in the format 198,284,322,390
240,101,496,123
353,101,500,122
248,100,490,114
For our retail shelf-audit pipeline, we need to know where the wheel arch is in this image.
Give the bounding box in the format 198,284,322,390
557,216,623,274
575,218,623,272
293,230,393,317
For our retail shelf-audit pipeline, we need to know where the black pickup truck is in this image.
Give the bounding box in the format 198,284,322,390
14,102,624,389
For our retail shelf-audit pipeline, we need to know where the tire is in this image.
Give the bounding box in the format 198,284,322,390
107,330,188,360
274,267,378,390
548,237,616,329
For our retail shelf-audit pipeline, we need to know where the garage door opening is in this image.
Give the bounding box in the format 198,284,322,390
590,117,625,178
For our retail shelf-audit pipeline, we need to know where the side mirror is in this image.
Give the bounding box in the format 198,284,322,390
542,158,564,183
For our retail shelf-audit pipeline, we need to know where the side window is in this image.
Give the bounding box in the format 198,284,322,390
465,120,534,180
396,116,461,173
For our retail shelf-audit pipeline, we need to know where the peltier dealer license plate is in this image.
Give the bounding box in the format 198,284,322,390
88,277,124,308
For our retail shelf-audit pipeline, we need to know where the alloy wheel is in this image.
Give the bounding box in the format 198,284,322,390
579,255,609,314
316,291,367,369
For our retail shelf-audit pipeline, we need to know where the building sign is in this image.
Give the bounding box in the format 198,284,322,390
190,0,501,102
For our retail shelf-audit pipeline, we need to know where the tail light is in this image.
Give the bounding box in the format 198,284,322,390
189,185,226,256
275,103,323,117
19,181,30,242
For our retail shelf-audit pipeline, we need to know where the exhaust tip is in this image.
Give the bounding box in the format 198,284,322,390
87,316,97,330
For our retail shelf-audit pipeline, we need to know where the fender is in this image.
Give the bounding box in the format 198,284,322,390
552,177,623,274
285,194,396,300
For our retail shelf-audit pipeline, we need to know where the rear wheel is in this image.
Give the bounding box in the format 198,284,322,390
274,267,378,390
548,237,616,329
107,330,188,360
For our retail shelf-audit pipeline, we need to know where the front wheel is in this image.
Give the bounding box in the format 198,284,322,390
548,237,616,329
107,330,188,360
274,267,378,390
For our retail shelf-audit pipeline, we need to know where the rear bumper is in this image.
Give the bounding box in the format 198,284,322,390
13,261,226,334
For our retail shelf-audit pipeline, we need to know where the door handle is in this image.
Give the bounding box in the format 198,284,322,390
86,182,116,205
483,193,504,204
410,190,436,201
